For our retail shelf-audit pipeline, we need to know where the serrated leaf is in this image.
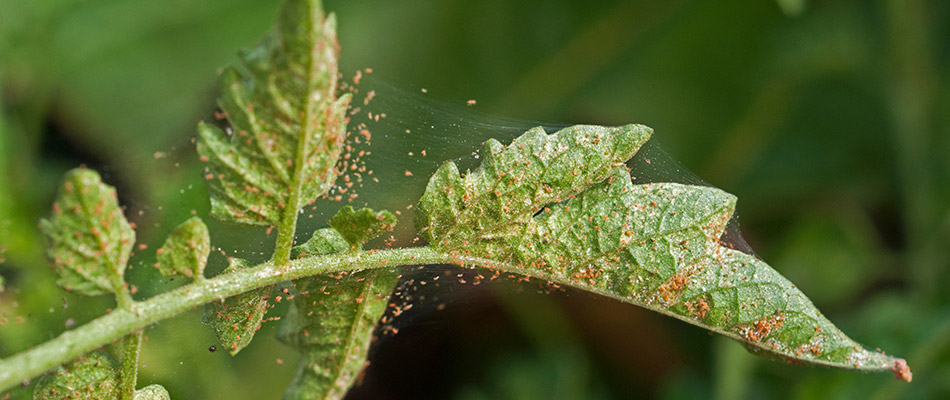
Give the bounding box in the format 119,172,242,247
39,168,134,296
328,206,397,250
134,384,171,400
195,0,350,227
279,270,397,400
279,228,398,400
417,125,906,375
417,124,652,246
155,216,210,280
203,258,273,355
33,351,119,400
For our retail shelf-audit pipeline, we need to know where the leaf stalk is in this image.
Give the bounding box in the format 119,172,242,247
118,330,144,400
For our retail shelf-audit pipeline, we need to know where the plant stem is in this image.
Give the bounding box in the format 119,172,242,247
272,216,297,266
118,330,143,400
271,0,326,267
0,246,458,393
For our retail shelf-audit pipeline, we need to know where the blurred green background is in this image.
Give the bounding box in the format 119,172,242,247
1,0,948,399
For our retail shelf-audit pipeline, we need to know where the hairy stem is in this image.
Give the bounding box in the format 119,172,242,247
118,330,143,400
0,246,462,393
115,286,134,311
271,1,325,267
272,216,298,266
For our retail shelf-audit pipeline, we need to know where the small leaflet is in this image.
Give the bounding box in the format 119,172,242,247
280,227,398,400
328,206,397,250
195,0,351,227
134,384,171,400
416,124,907,375
155,216,210,280
203,258,273,355
39,168,135,297
290,228,349,259
33,351,119,400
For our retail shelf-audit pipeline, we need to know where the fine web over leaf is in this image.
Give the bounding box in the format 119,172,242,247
417,124,652,246
0,0,917,398
417,124,908,375
199,0,349,358
195,0,350,263
328,206,397,250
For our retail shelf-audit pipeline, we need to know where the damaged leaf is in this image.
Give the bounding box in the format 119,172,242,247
280,227,398,399
417,124,907,376
39,168,135,297
196,0,351,227
204,258,273,355
328,206,397,250
155,216,210,280
33,351,119,400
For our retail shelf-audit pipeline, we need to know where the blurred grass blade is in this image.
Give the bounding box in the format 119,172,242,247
417,124,910,378
39,168,135,297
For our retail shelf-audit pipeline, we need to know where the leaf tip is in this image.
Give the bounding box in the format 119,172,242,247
891,358,912,382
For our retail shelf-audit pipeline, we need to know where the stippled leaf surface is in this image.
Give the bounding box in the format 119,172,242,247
39,168,134,297
204,258,273,355
328,206,397,250
196,0,350,227
417,124,652,246
33,351,119,400
279,228,398,400
155,216,210,280
290,227,349,259
417,125,906,376
134,384,171,400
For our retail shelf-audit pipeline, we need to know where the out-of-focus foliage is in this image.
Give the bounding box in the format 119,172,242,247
1,0,947,399
32,351,120,400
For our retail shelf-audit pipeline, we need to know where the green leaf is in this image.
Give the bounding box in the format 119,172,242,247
279,271,397,400
196,0,350,228
417,125,906,374
203,258,273,355
155,217,210,280
134,384,171,400
328,206,397,250
33,351,119,400
290,228,349,259
279,228,398,400
417,124,652,246
39,168,135,297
